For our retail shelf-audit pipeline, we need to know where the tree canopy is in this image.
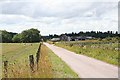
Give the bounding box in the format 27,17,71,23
20,28,41,43
1,28,41,43
1,30,17,43
12,34,21,43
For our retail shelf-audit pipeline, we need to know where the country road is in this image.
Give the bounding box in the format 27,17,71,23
44,43,118,78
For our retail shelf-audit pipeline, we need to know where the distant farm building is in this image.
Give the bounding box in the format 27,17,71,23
70,36,93,41
51,35,93,42
51,38,60,42
60,35,71,41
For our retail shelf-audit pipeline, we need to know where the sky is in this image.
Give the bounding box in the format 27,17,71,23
0,0,119,35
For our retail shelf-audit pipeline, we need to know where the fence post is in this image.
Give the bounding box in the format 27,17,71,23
3,61,8,78
36,43,41,70
29,55,34,72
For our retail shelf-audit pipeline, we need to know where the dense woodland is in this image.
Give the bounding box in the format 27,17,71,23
0,28,120,43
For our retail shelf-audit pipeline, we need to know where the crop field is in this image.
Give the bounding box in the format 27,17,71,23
1,43,78,78
55,40,119,65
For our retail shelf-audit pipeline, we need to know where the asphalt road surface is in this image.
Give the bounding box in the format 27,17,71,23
44,43,118,78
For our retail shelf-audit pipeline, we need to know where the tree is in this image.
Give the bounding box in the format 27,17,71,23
12,34,21,43
1,30,13,43
20,28,41,43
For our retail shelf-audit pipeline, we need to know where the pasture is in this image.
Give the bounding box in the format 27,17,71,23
2,43,40,78
55,40,119,65
1,43,78,78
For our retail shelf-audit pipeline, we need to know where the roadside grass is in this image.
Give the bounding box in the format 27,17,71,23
44,45,79,78
2,43,78,78
0,43,2,79
55,41,118,66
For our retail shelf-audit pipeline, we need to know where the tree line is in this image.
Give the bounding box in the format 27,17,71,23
42,31,120,41
1,28,41,43
1,29,120,43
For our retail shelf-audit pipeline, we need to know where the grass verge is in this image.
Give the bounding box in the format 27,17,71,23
43,44,79,78
55,41,118,66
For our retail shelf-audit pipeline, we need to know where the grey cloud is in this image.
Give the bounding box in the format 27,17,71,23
0,1,118,35
0,1,93,18
1,1,117,20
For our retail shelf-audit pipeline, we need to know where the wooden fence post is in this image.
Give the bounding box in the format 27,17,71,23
36,43,41,70
29,55,34,72
3,61,8,78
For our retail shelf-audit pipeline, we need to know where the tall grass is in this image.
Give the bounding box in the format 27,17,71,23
55,41,119,66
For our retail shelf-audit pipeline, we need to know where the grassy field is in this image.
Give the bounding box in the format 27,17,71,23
55,40,119,66
2,43,40,78
1,43,78,78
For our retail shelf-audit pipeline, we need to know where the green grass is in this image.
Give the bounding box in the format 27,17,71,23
2,43,40,78
2,43,39,62
55,41,119,66
0,43,2,79
1,43,79,78
46,45,79,78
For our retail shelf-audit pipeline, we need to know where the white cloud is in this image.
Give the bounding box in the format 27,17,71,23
0,0,118,35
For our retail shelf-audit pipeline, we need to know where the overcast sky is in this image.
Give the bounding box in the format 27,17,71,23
0,0,119,35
